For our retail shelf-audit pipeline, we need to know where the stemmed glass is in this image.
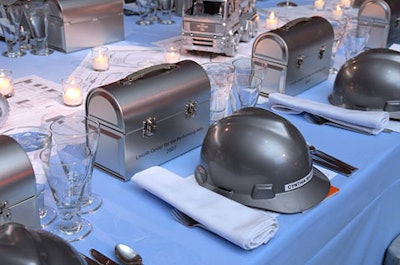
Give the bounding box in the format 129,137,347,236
328,18,347,74
277,1,297,7
49,115,102,214
158,0,175,24
3,126,57,228
0,2,26,58
136,0,158,25
24,1,53,56
40,143,93,242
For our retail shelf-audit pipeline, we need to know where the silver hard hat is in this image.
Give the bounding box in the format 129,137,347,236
0,223,86,265
330,48,400,120
194,107,330,214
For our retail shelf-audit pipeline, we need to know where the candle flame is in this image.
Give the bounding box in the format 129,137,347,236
269,11,276,20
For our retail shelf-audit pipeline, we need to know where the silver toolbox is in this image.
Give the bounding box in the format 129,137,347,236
252,16,333,96
358,0,400,48
0,135,39,228
47,0,124,53
86,60,211,181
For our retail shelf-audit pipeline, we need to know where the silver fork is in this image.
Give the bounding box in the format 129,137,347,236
170,208,205,229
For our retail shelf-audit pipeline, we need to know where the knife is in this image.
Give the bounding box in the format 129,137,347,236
82,253,100,265
90,248,119,265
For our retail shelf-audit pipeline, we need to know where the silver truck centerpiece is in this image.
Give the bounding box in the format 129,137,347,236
181,0,258,56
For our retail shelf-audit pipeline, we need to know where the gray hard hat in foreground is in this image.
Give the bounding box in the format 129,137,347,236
195,107,331,214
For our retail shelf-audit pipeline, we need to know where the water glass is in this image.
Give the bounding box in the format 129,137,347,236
3,126,57,228
24,2,53,56
40,144,92,242
49,115,102,214
158,0,175,24
136,0,158,25
344,28,369,60
0,3,26,58
202,62,235,124
327,18,347,74
231,74,262,112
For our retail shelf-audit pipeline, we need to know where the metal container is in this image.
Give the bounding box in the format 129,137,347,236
86,60,211,181
0,135,39,228
356,0,400,47
252,16,333,96
47,0,124,53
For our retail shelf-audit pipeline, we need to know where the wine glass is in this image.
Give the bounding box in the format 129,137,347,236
24,2,53,56
3,126,57,228
277,1,297,7
49,115,102,214
0,2,26,58
328,18,347,74
158,0,175,24
40,144,93,242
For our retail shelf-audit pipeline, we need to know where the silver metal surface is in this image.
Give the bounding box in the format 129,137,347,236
330,48,400,120
86,60,211,181
194,107,331,214
358,0,391,49
47,0,124,53
0,135,39,228
252,16,334,96
181,0,258,56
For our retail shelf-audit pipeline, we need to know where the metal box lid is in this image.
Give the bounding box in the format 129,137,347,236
86,60,211,134
0,135,36,208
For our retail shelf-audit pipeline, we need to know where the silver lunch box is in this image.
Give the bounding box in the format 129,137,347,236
252,16,333,96
86,60,211,181
47,0,124,53
0,135,39,229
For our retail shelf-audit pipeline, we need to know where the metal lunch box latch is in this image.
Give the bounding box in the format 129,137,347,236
185,101,197,119
142,117,157,137
0,201,11,222
296,55,304,68
319,46,326,59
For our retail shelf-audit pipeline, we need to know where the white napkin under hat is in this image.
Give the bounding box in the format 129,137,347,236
267,93,390,135
131,166,279,250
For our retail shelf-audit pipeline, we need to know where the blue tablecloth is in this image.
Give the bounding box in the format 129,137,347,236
2,0,400,264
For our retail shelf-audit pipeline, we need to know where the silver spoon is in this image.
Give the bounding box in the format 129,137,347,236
114,244,143,265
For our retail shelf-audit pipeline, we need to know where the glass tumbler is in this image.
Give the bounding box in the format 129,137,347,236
40,144,93,242
3,126,57,228
49,115,102,214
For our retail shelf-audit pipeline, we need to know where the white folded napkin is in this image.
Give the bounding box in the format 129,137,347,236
131,166,279,250
267,93,390,135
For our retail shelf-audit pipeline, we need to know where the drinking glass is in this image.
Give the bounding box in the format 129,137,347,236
344,28,369,60
231,74,262,112
0,3,26,58
202,62,235,124
136,0,154,25
277,1,297,7
24,2,53,56
49,115,102,214
40,144,92,242
328,19,347,74
158,0,175,24
3,126,57,228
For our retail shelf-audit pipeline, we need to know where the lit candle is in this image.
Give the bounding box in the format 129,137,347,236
332,4,343,20
164,44,181,63
0,70,14,97
341,0,352,9
314,0,325,11
62,78,83,107
92,47,109,71
266,11,278,30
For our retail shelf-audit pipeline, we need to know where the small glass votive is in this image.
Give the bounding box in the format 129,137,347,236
265,11,279,30
62,77,83,107
332,4,343,20
313,0,325,11
164,43,181,63
92,46,109,71
0,69,14,98
341,0,352,9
